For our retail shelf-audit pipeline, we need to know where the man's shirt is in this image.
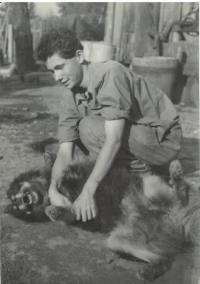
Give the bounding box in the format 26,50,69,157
59,61,179,144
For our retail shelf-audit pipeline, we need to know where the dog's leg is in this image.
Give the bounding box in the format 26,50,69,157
169,160,184,182
169,160,189,205
107,222,173,281
137,259,172,281
45,205,62,222
45,204,77,223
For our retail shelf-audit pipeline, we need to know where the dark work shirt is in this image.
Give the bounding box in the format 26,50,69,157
58,60,179,143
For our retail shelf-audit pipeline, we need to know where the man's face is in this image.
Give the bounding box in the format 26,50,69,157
46,52,84,90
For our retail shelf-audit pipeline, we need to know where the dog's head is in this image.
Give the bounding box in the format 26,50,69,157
10,181,46,214
6,167,49,222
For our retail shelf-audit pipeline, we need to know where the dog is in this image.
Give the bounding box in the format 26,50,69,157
6,152,200,281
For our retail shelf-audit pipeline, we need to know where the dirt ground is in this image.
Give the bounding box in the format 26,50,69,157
1,73,200,284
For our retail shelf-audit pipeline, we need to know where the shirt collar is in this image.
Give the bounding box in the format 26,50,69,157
74,87,92,106
74,63,94,105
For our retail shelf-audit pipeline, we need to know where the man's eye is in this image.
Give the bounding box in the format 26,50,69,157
55,65,64,70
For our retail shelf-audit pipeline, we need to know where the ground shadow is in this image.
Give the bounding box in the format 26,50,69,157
0,111,58,124
3,204,49,223
0,72,57,94
171,52,188,105
29,137,59,153
178,137,199,174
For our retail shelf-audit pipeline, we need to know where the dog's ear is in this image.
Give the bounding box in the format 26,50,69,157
43,151,52,163
19,182,31,192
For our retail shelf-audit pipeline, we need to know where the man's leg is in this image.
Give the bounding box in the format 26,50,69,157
79,116,182,173
123,123,182,169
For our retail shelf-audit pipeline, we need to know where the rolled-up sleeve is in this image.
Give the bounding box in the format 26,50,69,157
96,66,132,120
58,95,80,143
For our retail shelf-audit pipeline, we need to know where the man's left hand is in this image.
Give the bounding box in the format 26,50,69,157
73,183,98,222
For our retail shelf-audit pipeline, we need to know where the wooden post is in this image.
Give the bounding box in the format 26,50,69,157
0,6,10,37
8,24,13,63
112,2,124,61
133,3,147,57
158,2,165,33
160,3,182,32
3,15,8,57
13,35,16,63
104,2,115,43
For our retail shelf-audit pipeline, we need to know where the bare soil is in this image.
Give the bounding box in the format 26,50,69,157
1,73,200,284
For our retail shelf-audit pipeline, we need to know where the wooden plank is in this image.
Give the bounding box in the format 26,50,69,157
133,3,161,57
121,3,136,63
32,20,36,52
182,2,195,19
112,2,125,61
161,3,182,30
159,2,182,32
104,2,115,43
112,3,124,47
122,3,135,62
0,6,10,36
122,3,135,33
163,42,199,62
158,2,165,32
3,14,8,56
13,34,16,63
133,3,148,57
8,24,13,63
162,42,199,76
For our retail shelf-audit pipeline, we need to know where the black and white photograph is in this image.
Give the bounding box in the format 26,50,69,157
0,2,199,284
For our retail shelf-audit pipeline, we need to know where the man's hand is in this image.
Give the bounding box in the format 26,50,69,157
72,119,125,222
49,185,72,209
48,142,75,209
73,182,98,222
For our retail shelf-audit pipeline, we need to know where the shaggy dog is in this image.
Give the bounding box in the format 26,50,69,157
6,152,200,281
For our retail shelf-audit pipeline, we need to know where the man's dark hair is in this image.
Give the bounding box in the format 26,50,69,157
36,29,83,62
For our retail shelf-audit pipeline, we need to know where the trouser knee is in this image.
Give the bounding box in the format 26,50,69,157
79,116,106,155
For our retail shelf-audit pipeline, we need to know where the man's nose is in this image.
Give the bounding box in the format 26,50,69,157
54,70,62,82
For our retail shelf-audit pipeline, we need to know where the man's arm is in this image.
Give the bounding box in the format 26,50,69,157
73,118,126,222
48,141,75,208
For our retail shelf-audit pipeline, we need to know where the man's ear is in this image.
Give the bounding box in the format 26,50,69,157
76,50,85,64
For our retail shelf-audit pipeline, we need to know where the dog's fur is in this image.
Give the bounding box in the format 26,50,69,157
6,153,200,281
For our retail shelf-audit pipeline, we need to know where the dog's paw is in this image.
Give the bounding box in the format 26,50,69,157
137,263,156,281
169,160,184,180
45,205,61,222
137,260,172,281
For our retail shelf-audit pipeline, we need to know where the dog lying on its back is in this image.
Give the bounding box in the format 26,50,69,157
6,152,200,281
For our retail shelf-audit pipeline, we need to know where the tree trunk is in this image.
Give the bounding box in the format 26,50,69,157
9,3,36,76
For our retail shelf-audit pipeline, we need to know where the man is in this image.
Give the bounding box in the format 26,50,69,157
37,29,182,223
